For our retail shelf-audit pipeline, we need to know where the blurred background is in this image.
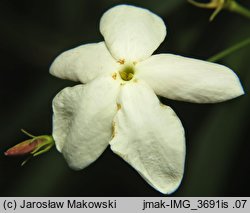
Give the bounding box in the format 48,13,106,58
0,0,250,196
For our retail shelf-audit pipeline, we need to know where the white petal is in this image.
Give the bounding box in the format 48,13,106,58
136,54,244,103
50,42,119,83
110,81,185,194
100,5,166,62
52,76,120,170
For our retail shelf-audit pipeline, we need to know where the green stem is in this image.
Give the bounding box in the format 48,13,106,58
227,1,250,19
208,37,250,62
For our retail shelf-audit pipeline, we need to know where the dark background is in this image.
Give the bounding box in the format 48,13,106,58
0,0,250,196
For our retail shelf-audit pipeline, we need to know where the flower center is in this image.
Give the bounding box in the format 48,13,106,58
119,65,135,81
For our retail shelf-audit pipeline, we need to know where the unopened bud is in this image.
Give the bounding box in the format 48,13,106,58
188,0,232,21
5,138,45,156
4,129,54,165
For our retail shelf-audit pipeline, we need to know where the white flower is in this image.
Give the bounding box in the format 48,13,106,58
49,5,244,194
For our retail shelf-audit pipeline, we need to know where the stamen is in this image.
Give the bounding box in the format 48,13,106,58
118,59,125,64
112,73,117,80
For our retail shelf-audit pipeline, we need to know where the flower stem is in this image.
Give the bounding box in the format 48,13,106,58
228,1,250,19
208,37,250,62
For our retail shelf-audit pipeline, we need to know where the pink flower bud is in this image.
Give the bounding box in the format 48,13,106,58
4,138,46,156
4,130,54,165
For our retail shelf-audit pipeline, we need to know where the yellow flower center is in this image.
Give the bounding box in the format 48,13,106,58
119,65,135,81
